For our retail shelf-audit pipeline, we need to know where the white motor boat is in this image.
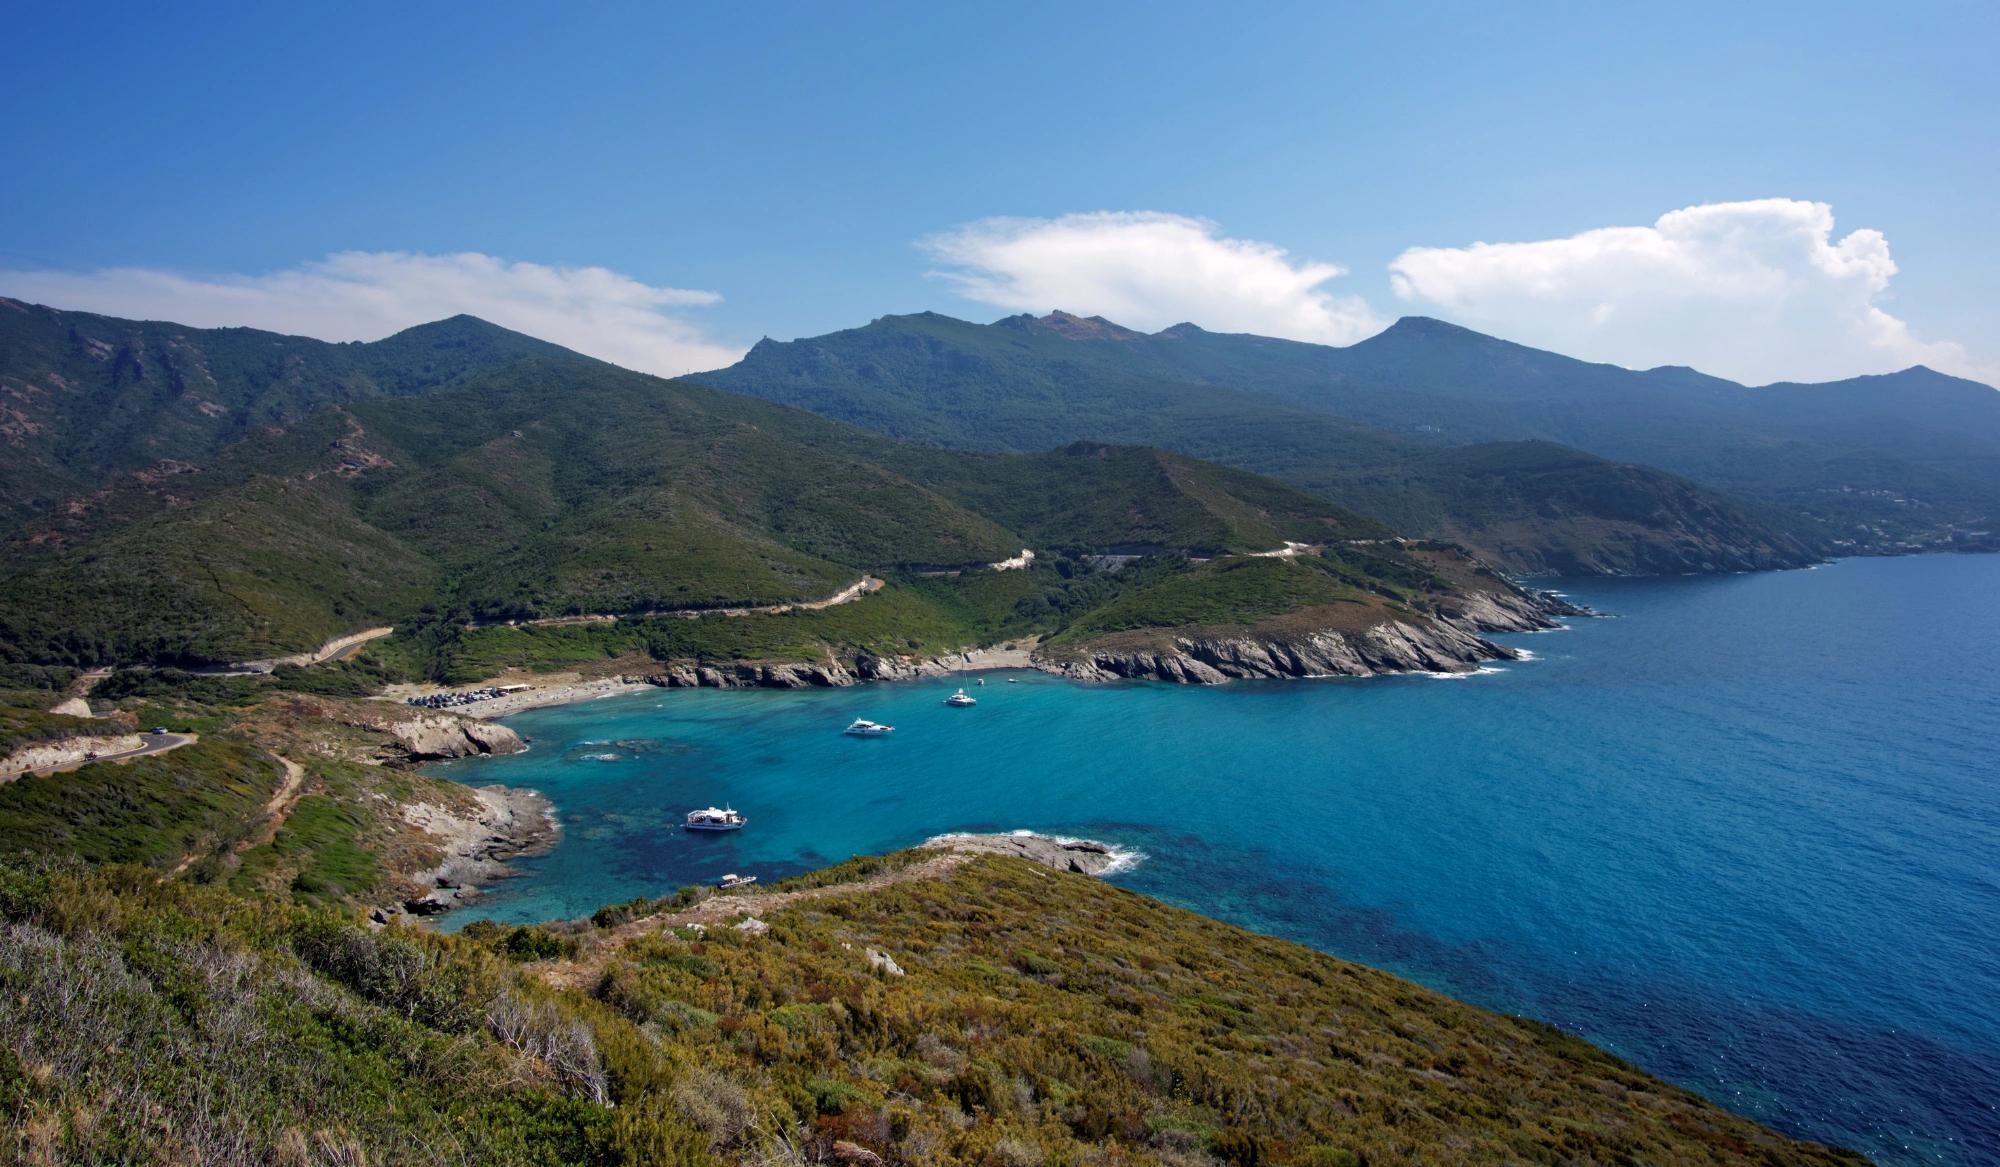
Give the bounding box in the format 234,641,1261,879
684,806,747,831
843,718,895,736
717,873,758,889
944,688,976,707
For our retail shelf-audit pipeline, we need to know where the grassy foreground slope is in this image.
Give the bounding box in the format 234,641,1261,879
0,851,1864,1166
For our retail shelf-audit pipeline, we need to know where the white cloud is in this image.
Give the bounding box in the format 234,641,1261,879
0,251,744,376
1388,199,1992,386
922,211,1386,344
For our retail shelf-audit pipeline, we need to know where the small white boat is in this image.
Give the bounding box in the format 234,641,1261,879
717,872,757,889
944,688,976,707
843,718,894,736
685,806,747,831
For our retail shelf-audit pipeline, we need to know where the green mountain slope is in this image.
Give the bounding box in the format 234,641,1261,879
1322,441,1821,576
701,311,1826,573
0,298,566,527
884,441,1394,553
0,306,1465,669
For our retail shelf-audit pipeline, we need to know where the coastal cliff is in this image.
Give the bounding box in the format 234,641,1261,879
391,783,558,919
606,582,1579,691
624,643,1036,691
1040,563,1582,684
1042,617,1520,683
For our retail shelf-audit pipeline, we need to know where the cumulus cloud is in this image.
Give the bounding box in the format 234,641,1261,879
1389,199,1991,386
0,251,744,376
922,212,1386,344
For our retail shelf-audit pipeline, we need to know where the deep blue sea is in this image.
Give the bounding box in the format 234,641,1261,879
430,554,2000,1165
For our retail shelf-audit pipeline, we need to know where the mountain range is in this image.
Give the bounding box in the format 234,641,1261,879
706,309,2000,568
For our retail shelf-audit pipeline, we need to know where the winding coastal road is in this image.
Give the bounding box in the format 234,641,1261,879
467,575,887,630
18,731,198,779
233,625,396,673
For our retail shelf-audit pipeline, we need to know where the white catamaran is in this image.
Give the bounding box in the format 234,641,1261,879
944,688,976,707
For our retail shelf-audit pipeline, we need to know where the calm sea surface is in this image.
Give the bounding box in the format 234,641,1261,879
431,554,2000,1164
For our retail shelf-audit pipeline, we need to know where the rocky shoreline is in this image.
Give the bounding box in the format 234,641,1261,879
924,831,1138,876
379,784,558,924
1040,585,1585,685
627,641,1038,692
422,585,1595,724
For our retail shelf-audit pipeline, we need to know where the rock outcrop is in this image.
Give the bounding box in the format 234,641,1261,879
384,715,524,760
245,695,525,764
928,832,1130,876
634,659,862,689
625,644,1033,692
1041,585,1576,685
385,784,557,922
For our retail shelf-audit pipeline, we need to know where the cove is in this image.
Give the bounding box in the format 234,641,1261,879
429,554,2000,1165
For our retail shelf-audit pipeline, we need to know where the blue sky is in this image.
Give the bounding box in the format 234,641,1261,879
3,1,1994,384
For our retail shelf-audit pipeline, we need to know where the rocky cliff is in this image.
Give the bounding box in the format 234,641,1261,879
391,784,558,920
382,714,523,761
625,644,1034,691
1041,583,1574,684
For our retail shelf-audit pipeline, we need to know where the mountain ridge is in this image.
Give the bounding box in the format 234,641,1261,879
700,309,1834,573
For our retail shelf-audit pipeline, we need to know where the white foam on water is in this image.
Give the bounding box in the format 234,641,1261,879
925,829,1147,875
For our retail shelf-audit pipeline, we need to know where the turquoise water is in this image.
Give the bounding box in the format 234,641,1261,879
431,555,2000,1165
